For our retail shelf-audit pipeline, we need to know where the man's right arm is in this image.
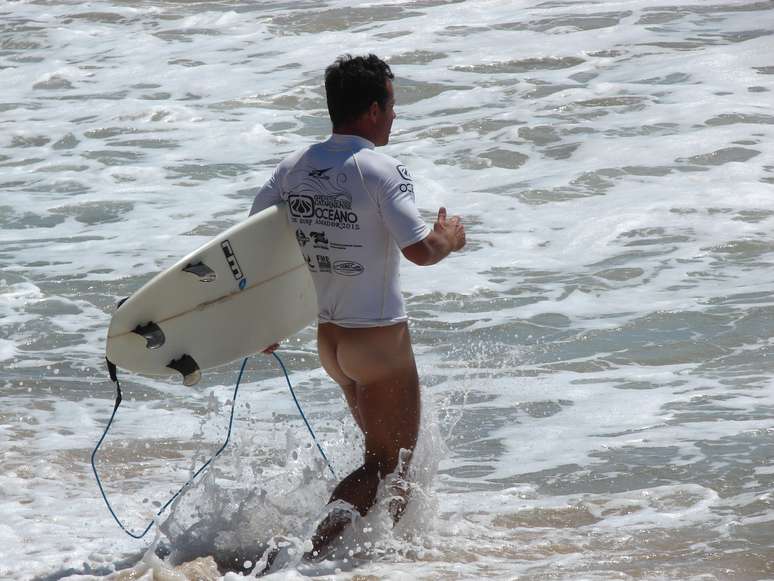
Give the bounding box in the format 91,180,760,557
249,166,284,216
401,207,465,266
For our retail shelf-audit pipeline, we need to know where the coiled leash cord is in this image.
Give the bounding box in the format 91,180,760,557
91,352,336,540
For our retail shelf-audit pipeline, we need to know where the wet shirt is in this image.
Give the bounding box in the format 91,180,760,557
250,134,430,327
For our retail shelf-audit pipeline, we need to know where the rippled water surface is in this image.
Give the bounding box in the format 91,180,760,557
2,0,774,579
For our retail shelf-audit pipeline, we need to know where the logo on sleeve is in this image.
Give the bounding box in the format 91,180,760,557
396,165,412,181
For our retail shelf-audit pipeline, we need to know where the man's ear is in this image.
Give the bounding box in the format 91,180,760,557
368,101,380,120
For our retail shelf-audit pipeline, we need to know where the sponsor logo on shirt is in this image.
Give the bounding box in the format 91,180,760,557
311,191,359,229
313,205,359,229
308,167,333,179
295,229,310,246
333,260,364,276
399,182,416,201
310,231,329,248
317,255,331,272
396,165,412,181
290,195,359,230
289,194,315,218
287,166,361,230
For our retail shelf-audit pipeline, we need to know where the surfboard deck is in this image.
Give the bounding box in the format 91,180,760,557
105,203,317,385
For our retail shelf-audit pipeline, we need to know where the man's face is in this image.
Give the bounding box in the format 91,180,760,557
373,79,396,146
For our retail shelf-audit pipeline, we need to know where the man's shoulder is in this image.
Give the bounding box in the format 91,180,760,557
357,148,412,183
278,143,314,169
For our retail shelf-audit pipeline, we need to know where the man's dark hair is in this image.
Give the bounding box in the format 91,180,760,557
324,54,394,128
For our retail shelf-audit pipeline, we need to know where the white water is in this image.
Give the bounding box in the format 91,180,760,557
2,0,774,579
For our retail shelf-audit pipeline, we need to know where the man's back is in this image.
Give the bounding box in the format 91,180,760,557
251,133,429,327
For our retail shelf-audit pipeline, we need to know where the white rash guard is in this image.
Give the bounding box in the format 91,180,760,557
250,134,431,328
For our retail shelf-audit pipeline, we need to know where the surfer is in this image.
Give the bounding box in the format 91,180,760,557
251,54,465,560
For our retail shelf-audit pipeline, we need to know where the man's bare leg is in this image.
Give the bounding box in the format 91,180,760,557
318,325,363,432
310,322,420,558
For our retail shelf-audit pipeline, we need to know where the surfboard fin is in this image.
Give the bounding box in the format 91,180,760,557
167,355,201,387
132,322,166,349
183,262,216,283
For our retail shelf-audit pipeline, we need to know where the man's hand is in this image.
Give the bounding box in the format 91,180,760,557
401,206,466,266
262,343,280,355
434,207,466,252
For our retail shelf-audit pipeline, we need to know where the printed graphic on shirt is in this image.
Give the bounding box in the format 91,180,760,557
304,254,315,271
311,231,329,249
396,165,412,181
330,241,363,250
333,260,364,276
289,195,314,218
308,167,333,179
317,255,331,272
398,182,415,201
295,229,310,247
287,166,360,231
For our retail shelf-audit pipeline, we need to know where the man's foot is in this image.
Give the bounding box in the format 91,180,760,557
304,505,357,561
255,537,295,577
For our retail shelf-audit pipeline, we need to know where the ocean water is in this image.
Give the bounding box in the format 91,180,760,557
2,0,774,579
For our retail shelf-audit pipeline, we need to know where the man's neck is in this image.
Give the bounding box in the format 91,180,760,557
333,125,379,145
331,130,377,148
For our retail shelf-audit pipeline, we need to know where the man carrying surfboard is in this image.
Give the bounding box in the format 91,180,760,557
251,53,465,560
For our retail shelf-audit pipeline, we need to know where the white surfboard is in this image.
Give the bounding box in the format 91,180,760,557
105,203,317,385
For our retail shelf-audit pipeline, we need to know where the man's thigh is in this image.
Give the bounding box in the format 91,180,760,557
320,322,418,436
333,323,421,463
356,364,420,466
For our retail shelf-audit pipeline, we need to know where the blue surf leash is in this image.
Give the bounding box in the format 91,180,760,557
272,352,337,479
92,352,336,540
